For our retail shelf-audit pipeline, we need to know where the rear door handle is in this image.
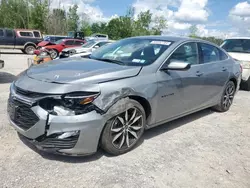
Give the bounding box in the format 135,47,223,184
222,67,227,71
196,71,203,77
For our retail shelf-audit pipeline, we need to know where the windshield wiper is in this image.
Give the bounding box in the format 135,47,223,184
92,58,125,65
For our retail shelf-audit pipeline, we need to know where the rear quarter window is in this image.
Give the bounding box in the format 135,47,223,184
33,31,41,38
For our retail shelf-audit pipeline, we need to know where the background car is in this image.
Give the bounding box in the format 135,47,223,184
8,36,241,156
0,28,43,54
85,33,108,41
43,35,69,42
37,38,86,59
221,37,250,90
59,40,114,58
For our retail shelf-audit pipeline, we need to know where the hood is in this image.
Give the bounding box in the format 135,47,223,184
38,41,55,47
228,52,250,61
63,46,91,53
26,58,142,84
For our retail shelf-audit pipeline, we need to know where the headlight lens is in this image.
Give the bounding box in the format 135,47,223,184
63,92,99,107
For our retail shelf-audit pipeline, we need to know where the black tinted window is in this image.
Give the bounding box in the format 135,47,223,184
98,42,109,47
65,40,74,45
19,32,33,37
74,40,84,45
0,29,3,37
221,39,250,53
33,31,40,38
200,43,220,63
168,42,198,65
6,30,14,37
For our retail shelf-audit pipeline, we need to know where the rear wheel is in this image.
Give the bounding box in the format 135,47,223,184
101,99,146,155
24,45,36,55
21,49,26,54
212,81,236,112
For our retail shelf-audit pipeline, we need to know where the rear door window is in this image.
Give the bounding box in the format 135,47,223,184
74,40,84,45
199,43,220,63
64,40,75,45
19,31,33,37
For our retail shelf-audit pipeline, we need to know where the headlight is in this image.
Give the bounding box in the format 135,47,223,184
240,61,250,69
62,92,99,107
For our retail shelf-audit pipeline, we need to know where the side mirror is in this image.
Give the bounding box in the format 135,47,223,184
94,45,100,49
161,61,191,71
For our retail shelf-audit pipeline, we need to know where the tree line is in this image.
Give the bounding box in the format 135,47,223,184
0,0,223,45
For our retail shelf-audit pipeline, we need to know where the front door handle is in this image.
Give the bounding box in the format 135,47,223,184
196,71,203,77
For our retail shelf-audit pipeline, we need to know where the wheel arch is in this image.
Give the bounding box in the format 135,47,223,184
229,77,237,88
24,42,36,48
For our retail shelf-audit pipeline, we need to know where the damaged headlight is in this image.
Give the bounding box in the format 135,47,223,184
62,92,99,108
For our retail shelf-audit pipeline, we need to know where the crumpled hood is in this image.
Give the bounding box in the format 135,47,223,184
38,41,55,47
26,58,142,84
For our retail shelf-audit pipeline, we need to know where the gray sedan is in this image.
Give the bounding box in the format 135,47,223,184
7,36,242,156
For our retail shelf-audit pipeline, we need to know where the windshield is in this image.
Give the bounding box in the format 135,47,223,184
82,40,96,48
221,39,250,53
90,38,173,66
54,39,65,44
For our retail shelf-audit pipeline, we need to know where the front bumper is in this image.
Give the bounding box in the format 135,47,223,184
7,87,106,156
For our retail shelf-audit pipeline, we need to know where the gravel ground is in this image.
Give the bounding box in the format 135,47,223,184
0,50,249,188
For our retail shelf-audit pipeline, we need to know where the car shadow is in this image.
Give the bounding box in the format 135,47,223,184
19,108,214,163
0,72,17,83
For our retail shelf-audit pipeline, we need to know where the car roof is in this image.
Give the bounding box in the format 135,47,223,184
130,35,191,42
225,37,250,40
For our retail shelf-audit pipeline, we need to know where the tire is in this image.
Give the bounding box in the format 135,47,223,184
212,81,236,112
101,99,146,155
240,76,250,91
24,45,36,55
49,49,59,59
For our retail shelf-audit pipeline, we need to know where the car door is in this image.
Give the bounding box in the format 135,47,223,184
1,29,15,48
64,40,75,48
197,42,230,106
155,42,205,123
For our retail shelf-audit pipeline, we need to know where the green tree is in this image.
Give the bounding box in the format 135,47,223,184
189,25,198,38
67,4,79,32
151,16,167,35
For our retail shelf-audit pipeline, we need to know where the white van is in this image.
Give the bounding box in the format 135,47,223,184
221,37,250,90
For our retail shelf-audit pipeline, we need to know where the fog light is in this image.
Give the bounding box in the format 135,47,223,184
57,131,79,139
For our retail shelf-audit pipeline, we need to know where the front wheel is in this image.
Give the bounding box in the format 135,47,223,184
49,49,59,59
212,81,236,112
101,99,146,155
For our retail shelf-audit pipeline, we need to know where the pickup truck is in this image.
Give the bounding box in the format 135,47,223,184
0,28,43,54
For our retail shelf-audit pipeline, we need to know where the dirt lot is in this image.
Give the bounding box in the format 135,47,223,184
0,50,249,188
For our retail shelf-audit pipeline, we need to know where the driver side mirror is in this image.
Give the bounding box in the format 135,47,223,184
161,61,191,71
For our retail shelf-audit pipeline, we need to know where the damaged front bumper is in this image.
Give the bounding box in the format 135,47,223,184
7,85,106,156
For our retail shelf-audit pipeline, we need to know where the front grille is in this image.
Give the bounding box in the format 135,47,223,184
8,98,39,130
15,86,46,98
37,133,79,149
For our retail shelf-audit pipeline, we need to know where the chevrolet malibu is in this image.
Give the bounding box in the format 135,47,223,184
7,36,242,156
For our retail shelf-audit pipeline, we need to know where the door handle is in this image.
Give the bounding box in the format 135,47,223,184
196,71,203,77
222,67,227,71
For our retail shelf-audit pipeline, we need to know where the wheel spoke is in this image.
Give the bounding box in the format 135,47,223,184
128,130,138,139
111,127,123,133
129,125,142,130
112,132,123,143
128,115,142,126
126,132,130,147
125,110,128,122
119,133,125,149
129,108,137,122
117,116,125,125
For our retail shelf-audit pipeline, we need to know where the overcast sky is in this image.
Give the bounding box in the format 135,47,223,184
51,0,250,38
